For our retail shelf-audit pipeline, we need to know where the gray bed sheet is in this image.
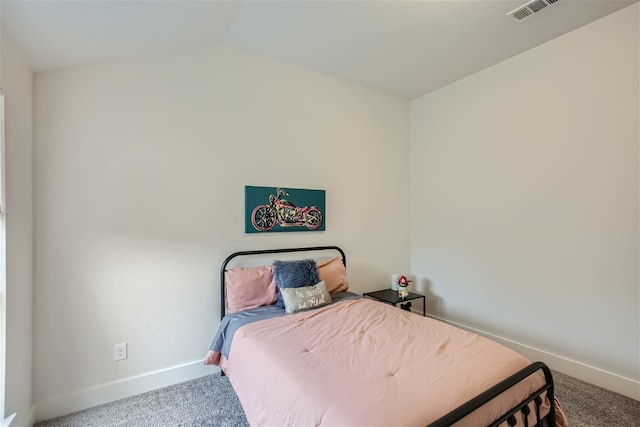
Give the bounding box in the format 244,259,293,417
210,291,361,359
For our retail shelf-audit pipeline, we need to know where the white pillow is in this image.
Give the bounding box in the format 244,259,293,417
280,281,332,314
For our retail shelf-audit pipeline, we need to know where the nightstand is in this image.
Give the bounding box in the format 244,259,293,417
363,289,426,316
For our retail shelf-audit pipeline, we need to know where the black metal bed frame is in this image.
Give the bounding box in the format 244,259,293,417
428,361,556,427
218,245,556,427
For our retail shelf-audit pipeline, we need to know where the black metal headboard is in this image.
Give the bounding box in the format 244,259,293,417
219,246,346,320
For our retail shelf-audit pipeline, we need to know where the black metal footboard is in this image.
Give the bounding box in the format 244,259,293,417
428,361,555,427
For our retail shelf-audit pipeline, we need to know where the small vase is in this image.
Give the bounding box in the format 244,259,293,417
398,286,409,298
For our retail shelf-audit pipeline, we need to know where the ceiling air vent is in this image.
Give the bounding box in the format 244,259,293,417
507,0,559,21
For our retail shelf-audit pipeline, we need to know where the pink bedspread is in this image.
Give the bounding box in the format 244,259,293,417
220,298,568,426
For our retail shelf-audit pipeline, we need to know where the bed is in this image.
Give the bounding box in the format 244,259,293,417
204,246,569,427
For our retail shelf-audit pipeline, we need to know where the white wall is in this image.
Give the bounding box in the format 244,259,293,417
33,43,409,420
0,32,35,426
410,4,639,399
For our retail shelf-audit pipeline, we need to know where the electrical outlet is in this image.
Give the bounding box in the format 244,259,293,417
114,342,127,361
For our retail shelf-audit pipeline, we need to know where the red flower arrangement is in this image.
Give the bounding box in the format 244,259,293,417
397,275,411,287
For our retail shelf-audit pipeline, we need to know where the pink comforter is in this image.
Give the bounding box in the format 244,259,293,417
219,298,568,426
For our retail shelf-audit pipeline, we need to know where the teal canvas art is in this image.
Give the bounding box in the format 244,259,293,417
245,186,326,233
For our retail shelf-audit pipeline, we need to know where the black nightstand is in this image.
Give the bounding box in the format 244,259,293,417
363,289,426,316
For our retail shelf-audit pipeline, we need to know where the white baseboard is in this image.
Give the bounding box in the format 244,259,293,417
5,404,34,427
423,312,640,401
1,413,16,427
33,360,219,423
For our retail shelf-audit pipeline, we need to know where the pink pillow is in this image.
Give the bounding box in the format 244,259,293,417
225,265,277,314
316,257,349,293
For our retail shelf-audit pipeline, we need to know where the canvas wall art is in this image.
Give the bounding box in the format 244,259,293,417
245,186,326,233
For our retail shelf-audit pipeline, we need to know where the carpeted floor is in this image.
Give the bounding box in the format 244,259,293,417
34,374,248,427
34,370,639,427
552,371,639,426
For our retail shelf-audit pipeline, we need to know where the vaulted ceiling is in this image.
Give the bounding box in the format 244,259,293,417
1,0,636,99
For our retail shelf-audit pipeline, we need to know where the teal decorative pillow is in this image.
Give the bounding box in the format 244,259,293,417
280,281,332,314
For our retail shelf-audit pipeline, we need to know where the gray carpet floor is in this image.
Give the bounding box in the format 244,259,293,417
34,370,639,427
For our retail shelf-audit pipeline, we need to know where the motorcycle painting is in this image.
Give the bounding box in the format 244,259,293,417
245,186,326,233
